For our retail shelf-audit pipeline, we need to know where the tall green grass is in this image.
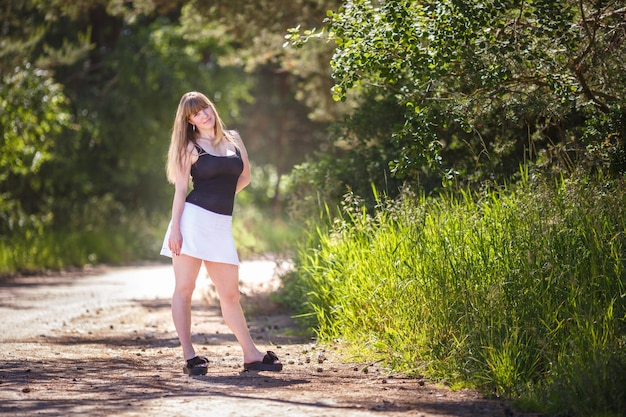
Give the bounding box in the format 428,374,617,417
286,172,626,416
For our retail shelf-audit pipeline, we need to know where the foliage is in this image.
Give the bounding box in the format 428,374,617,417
287,0,626,203
285,172,626,415
0,65,74,234
284,89,440,218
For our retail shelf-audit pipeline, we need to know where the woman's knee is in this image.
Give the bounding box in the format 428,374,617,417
218,287,241,306
173,274,196,300
174,281,196,300
172,256,201,299
205,262,241,304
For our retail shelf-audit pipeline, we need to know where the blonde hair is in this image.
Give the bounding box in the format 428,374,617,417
165,91,238,183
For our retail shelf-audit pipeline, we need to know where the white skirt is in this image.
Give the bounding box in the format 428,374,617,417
160,202,239,266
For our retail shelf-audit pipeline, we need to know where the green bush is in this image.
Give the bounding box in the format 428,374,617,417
286,171,626,416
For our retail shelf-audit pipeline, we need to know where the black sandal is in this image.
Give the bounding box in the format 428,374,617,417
183,355,209,375
243,351,283,372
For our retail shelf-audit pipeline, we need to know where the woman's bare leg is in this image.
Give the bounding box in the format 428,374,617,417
204,261,275,364
171,254,202,360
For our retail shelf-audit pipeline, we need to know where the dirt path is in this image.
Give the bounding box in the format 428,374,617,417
0,262,522,417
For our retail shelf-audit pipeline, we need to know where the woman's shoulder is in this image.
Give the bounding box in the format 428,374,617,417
185,140,200,152
226,130,244,147
185,141,202,161
225,129,241,140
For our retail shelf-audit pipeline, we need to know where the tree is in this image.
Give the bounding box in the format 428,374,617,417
289,0,626,197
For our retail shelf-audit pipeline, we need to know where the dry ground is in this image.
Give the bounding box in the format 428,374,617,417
0,262,534,417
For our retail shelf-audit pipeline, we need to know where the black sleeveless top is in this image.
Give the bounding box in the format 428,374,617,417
185,143,243,216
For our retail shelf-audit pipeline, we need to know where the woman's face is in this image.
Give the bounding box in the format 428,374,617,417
189,105,215,132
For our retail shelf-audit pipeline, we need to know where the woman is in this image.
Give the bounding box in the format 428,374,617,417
160,91,282,375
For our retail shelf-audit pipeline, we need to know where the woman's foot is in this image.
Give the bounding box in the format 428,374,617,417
243,351,283,372
183,355,209,375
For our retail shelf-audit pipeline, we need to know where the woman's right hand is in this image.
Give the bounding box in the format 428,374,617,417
168,226,183,256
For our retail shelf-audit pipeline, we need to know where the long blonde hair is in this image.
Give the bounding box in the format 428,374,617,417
165,91,238,184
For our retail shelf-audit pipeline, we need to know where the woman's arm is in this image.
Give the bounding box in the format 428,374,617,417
167,145,196,256
233,131,251,193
